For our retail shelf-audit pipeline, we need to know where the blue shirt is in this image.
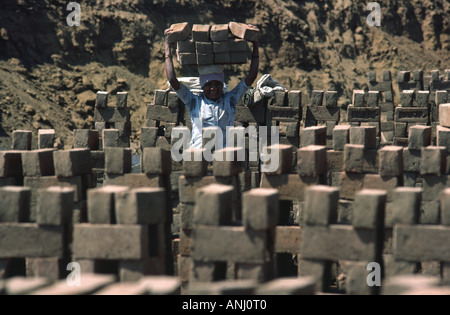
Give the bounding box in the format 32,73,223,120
175,80,249,149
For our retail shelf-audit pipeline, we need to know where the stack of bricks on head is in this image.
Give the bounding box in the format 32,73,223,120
166,22,260,66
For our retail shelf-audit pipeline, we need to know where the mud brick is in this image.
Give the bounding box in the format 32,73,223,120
193,184,234,226
180,149,206,178
115,188,166,225
306,106,340,122
142,147,171,175
25,257,61,282
12,130,31,151
214,52,230,64
397,71,411,83
439,104,450,127
268,106,300,122
301,225,379,261
363,149,378,173
310,90,324,106
408,125,431,151
395,107,429,123
270,91,287,107
394,224,450,261
113,122,131,137
21,149,55,177
366,91,380,107
230,52,247,64
195,41,213,53
297,145,327,177
177,51,197,66
192,226,268,263
104,174,166,190
384,91,394,102
436,90,449,106
102,129,119,148
441,188,450,226
262,144,292,175
87,185,126,224
363,175,399,201
288,91,302,109
95,122,106,135
167,22,190,44
24,175,83,205
326,150,343,174
38,129,55,149
350,126,377,149
378,146,403,177
420,200,440,224
304,186,339,226
422,175,449,201
272,226,301,253
260,173,320,201
140,127,158,148
178,175,235,203
395,122,407,138
177,38,195,52
347,106,380,122
298,259,329,292
94,107,130,123
95,91,108,108
73,224,149,260
153,90,167,106
73,129,99,150
421,146,446,176
352,189,386,229
213,147,243,177
333,125,350,151
192,24,210,42
368,71,377,83
37,186,74,226
339,172,364,200
104,147,131,175
387,187,421,227
229,22,260,41
352,90,365,107
416,91,430,107
0,186,31,222
196,52,214,65
228,38,248,52
242,188,279,230
344,144,364,173
300,126,326,147
116,92,128,108
400,90,415,107
210,24,229,41
53,148,91,177
0,223,64,258
213,40,230,53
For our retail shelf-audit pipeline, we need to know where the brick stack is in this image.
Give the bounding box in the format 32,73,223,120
72,184,168,281
300,185,385,294
304,90,340,148
0,186,73,281
94,91,131,149
167,22,259,66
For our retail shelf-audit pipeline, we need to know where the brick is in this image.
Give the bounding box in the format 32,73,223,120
271,91,288,106
352,90,365,107
228,38,248,51
352,189,386,229
38,129,55,149
87,185,129,224
275,226,302,253
37,186,74,226
116,92,128,108
263,144,292,175
288,91,302,108
0,223,64,258
378,146,403,177
420,200,440,224
368,71,377,83
310,90,324,106
193,184,234,226
400,90,415,107
306,106,340,121
167,22,190,44
300,126,327,147
243,188,279,230
12,130,31,150
421,146,446,176
195,41,213,53
402,148,421,172
260,173,320,201
213,147,243,177
304,186,339,226
422,175,449,202
408,125,431,151
344,144,364,173
230,52,247,64
366,91,380,107
394,225,450,261
214,52,230,64
26,257,60,282
324,91,338,108
21,149,55,177
102,129,119,148
104,147,132,175
338,172,364,200
94,107,130,123
192,226,268,263
95,91,108,108
347,106,381,123
441,188,450,226
115,188,166,225
416,91,429,107
363,175,400,199
297,145,327,177
24,175,83,205
179,175,232,203
350,126,377,149
196,52,214,65
177,51,197,66
397,71,411,83
177,38,195,52
140,127,158,148
0,186,31,222
301,225,379,261
213,40,230,53
103,173,166,190
210,24,229,41
395,107,428,123
229,22,260,41
73,224,149,260
387,187,421,227
192,24,210,42
142,147,171,175
53,149,91,177
333,125,350,151
73,129,99,150
439,104,450,127
182,149,208,177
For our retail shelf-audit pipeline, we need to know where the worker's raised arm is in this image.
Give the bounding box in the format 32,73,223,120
164,28,181,90
245,38,259,87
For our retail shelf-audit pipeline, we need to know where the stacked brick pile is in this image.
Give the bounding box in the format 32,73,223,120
166,22,259,66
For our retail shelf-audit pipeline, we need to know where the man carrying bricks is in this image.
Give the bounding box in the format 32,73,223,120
164,25,260,149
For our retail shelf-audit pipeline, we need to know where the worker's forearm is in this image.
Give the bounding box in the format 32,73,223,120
245,42,259,87
165,40,180,90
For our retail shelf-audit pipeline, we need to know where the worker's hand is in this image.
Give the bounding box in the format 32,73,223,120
246,24,259,45
164,27,173,42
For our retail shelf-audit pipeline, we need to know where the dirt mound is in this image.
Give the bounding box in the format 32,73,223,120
0,0,449,149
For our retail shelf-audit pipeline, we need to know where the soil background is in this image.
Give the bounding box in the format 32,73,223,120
0,0,449,150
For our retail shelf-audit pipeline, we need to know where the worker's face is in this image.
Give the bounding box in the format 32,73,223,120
203,81,223,101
